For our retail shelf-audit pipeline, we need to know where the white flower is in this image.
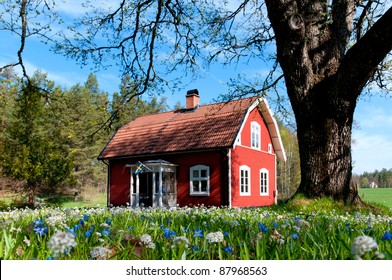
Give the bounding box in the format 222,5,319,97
23,236,31,247
90,246,111,260
47,230,77,258
206,231,224,243
139,234,155,249
173,236,190,248
351,236,379,259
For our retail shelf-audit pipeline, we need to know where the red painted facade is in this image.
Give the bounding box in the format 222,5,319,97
230,107,277,207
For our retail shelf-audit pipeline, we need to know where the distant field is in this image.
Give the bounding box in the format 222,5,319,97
358,188,392,208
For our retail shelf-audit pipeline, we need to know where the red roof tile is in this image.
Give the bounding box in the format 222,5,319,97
98,97,258,160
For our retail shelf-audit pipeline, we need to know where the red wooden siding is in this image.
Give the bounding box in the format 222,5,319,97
107,150,228,207
231,107,276,207
108,159,131,206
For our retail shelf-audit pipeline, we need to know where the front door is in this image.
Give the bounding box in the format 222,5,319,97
138,172,154,207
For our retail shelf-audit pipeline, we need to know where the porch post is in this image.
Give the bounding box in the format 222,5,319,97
158,165,163,207
136,174,140,207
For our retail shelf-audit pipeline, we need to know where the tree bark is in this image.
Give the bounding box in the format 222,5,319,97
265,0,392,203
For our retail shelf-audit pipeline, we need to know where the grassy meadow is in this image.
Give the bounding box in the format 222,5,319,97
0,192,391,260
358,188,392,208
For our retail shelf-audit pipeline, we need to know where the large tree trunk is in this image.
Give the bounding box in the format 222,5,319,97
265,0,392,203
294,84,360,203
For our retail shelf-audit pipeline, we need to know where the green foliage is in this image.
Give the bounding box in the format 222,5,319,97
1,72,74,198
357,168,392,188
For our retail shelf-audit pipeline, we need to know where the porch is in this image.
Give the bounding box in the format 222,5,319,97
127,160,177,208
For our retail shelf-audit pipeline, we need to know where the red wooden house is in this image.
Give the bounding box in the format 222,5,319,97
98,90,286,208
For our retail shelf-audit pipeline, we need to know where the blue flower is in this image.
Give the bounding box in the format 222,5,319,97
167,218,172,224
83,214,89,221
34,225,48,237
273,221,279,228
193,228,204,238
290,233,299,240
224,231,229,237
78,219,85,226
191,245,199,251
128,226,134,231
258,222,269,233
33,219,44,228
101,228,111,237
381,231,392,241
66,227,76,236
163,227,176,239
85,230,93,238
223,245,233,254
105,218,112,226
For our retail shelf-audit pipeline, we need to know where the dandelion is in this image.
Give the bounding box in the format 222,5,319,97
90,246,112,260
47,230,77,258
206,231,224,243
351,235,383,260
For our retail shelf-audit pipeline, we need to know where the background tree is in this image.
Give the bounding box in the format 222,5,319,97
276,120,301,201
53,0,391,204
0,71,74,202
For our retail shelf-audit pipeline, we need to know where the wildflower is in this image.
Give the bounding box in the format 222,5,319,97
351,235,383,260
47,230,77,259
23,236,31,247
90,246,112,260
34,225,48,237
173,236,190,248
258,222,269,233
101,228,111,237
139,234,156,249
224,231,229,237
206,231,224,243
193,228,204,238
290,233,299,240
66,227,76,236
223,245,233,254
191,245,199,251
229,220,240,227
163,227,176,239
381,231,392,241
85,230,93,238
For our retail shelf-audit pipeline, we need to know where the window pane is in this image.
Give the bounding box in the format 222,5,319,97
201,169,207,178
193,170,199,178
193,181,199,192
201,180,207,192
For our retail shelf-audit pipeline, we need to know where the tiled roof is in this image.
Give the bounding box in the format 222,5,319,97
98,97,258,160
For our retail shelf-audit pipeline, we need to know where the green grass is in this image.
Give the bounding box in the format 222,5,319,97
0,195,391,260
358,188,392,208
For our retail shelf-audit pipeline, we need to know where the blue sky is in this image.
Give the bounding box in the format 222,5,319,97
1,1,391,175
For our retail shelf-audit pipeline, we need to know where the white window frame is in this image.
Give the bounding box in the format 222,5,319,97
190,165,210,196
251,121,261,149
260,168,269,196
240,165,251,196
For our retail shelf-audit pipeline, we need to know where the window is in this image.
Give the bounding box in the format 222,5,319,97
260,168,269,196
251,122,260,149
240,165,251,196
190,165,210,196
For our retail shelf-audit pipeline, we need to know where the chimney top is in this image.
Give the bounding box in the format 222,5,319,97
186,89,200,110
186,89,199,96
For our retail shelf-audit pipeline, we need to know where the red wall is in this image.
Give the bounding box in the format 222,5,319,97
230,108,277,207
107,150,228,207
